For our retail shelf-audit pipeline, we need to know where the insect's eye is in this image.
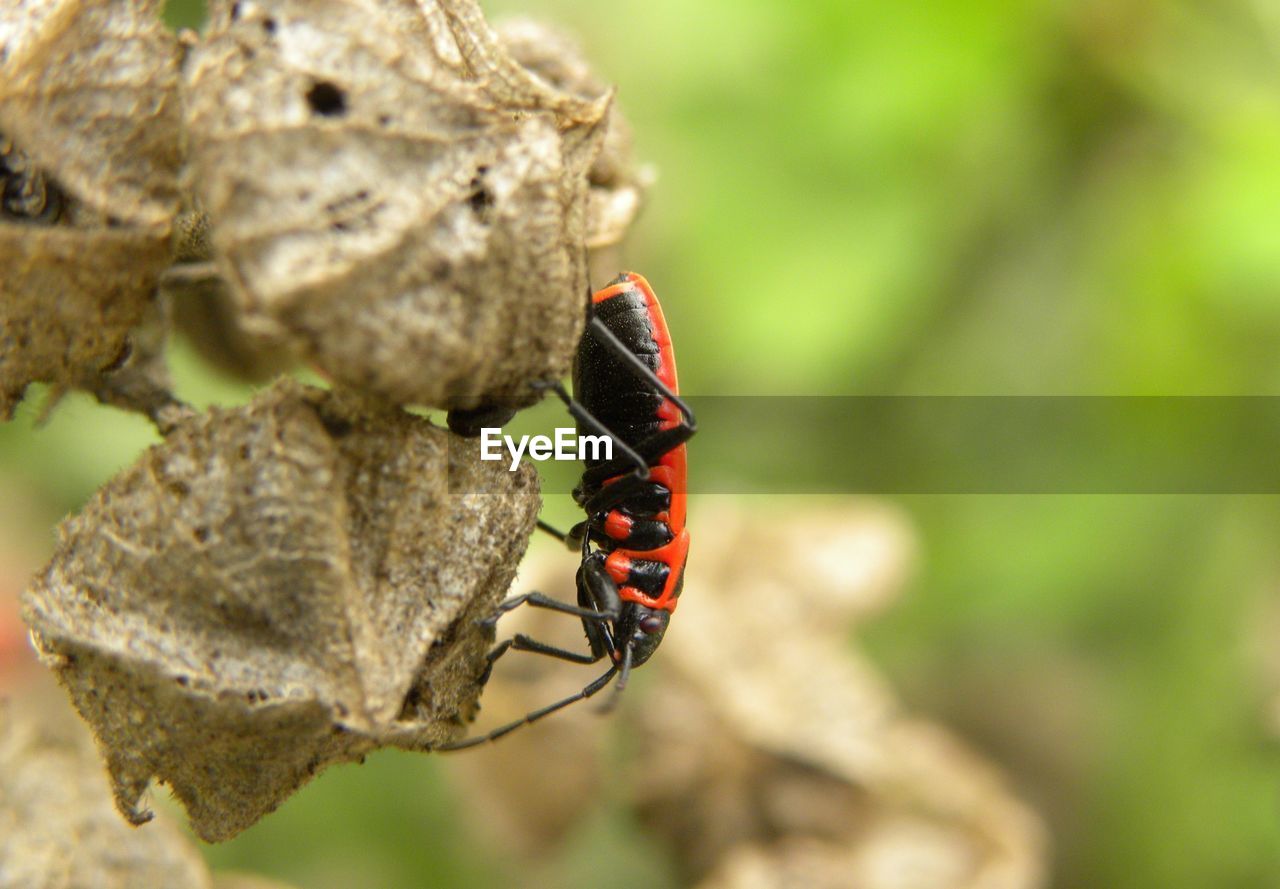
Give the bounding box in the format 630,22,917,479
639,613,666,635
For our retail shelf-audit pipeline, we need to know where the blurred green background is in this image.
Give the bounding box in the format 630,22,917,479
4,0,1280,886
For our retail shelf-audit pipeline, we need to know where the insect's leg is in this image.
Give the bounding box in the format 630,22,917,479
578,475,651,519
532,380,650,480
573,554,624,663
476,637,513,686
478,631,605,685
536,519,568,543
577,553,623,618
586,315,697,432
536,519,590,551
509,633,603,664
434,666,620,751
483,561,622,655
482,591,617,630
633,422,697,461
446,403,518,438
577,469,662,517
578,423,696,491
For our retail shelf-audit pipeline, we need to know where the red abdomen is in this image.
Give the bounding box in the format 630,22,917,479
579,273,688,612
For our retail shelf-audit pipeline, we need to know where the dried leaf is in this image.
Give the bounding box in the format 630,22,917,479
68,273,187,430
699,834,980,889
164,260,296,382
0,690,211,889
22,380,539,841
444,502,1048,889
636,502,1047,889
0,0,182,227
0,220,170,418
0,0,181,416
495,18,651,252
183,0,611,410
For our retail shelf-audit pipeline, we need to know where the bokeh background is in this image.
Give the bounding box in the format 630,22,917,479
4,0,1280,886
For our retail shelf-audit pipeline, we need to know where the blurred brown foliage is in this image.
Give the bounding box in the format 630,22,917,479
448,501,1048,889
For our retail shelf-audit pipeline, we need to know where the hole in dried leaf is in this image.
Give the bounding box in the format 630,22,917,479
468,182,494,220
466,164,494,220
193,527,210,543
306,81,347,117
263,17,277,34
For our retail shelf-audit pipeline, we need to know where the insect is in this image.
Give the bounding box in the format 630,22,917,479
439,272,695,749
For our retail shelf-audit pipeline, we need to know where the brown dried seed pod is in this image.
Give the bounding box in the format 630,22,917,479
697,834,987,889
165,206,298,384
164,259,297,383
0,219,171,419
452,503,1045,887
0,0,182,228
0,689,212,889
22,380,540,841
182,0,611,411
0,0,182,417
495,18,651,256
630,503,1048,889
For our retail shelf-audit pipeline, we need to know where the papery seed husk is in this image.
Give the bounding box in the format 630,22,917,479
22,380,539,840
183,0,610,411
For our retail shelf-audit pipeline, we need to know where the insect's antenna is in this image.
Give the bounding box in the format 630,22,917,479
586,315,697,432
599,642,634,714
535,380,650,480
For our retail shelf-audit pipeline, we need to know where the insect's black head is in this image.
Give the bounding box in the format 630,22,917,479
615,603,669,667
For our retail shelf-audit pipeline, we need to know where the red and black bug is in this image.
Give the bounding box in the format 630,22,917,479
439,272,695,749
